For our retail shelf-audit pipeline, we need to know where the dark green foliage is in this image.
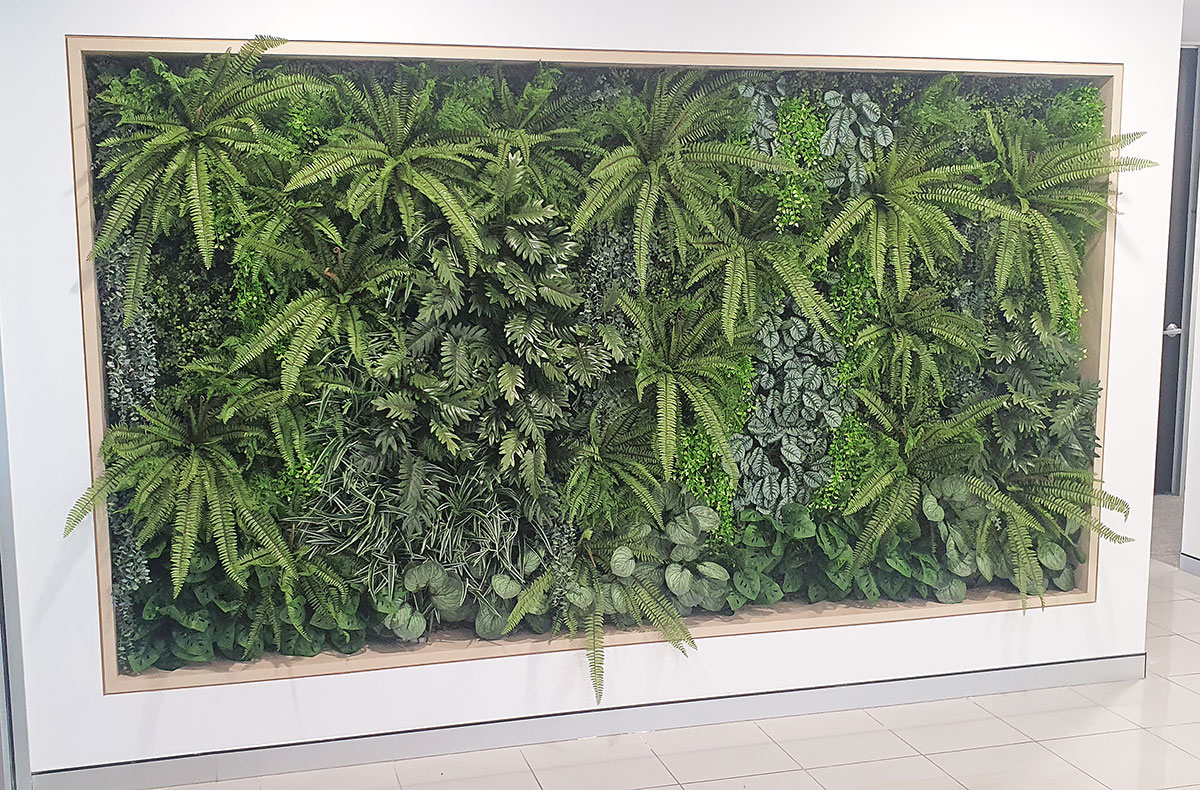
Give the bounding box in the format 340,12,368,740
77,48,1143,697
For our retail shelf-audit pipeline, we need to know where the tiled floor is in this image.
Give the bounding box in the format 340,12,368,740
156,556,1200,790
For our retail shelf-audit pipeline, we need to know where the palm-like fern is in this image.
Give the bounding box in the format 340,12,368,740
478,66,595,205
854,289,984,411
572,70,793,285
845,392,1008,569
284,76,488,250
65,398,296,595
565,404,664,529
92,36,317,321
619,295,752,480
505,520,694,702
689,195,836,340
984,112,1154,328
964,463,1130,598
806,130,1013,299
230,228,412,392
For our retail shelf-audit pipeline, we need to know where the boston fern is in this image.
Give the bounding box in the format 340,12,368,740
984,111,1154,328
854,289,984,412
620,295,752,481
285,76,489,251
92,35,317,322
231,228,413,392
572,70,793,284
845,392,1008,570
65,397,299,595
689,194,837,341
964,464,1130,599
806,130,1013,299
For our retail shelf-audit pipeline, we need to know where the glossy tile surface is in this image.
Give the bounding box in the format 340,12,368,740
153,515,1200,790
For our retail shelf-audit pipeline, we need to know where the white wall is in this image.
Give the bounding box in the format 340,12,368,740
0,0,1184,774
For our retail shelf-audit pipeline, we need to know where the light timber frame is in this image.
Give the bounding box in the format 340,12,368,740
64,35,1123,694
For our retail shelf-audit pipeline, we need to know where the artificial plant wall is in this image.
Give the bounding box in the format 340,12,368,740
69,38,1148,699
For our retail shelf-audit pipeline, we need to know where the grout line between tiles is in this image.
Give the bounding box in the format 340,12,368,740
518,748,546,790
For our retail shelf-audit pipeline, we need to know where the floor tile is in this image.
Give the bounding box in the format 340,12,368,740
756,709,916,768
1152,721,1200,759
996,704,1138,740
931,742,1105,789
891,715,1028,754
394,748,538,790
680,770,821,789
1149,621,1173,638
1073,675,1200,727
1150,583,1193,603
1148,599,1200,633
159,781,261,790
1045,729,1200,789
642,722,797,784
867,698,991,729
971,687,1093,717
260,762,398,790
1148,635,1200,677
522,734,674,790
807,755,961,790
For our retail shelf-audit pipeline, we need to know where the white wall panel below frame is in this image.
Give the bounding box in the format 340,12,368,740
0,0,1183,773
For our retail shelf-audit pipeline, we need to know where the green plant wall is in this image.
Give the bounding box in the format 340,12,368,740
70,38,1150,700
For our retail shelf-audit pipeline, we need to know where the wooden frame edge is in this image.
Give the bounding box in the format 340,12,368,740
64,35,1119,695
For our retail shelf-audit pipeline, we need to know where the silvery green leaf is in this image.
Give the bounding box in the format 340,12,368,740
851,90,869,106
697,561,730,582
474,605,507,640
819,127,838,157
387,604,426,641
859,136,874,159
922,493,946,522
874,124,894,146
666,516,699,546
566,585,594,609
665,563,693,596
688,505,720,533
824,90,843,107
860,100,881,122
847,158,867,185
610,546,635,577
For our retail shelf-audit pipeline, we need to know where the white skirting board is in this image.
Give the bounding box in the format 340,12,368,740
29,652,1146,790
1181,553,1200,576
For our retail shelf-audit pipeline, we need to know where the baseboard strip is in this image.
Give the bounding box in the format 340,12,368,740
32,652,1146,790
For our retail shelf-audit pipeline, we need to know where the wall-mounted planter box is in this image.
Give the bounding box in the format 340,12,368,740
67,36,1123,696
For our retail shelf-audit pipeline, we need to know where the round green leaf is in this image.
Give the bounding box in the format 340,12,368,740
1038,541,1068,572
697,561,730,582
665,563,693,596
611,546,636,578
491,574,522,600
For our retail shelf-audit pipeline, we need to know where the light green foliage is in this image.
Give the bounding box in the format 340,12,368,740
774,97,830,234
